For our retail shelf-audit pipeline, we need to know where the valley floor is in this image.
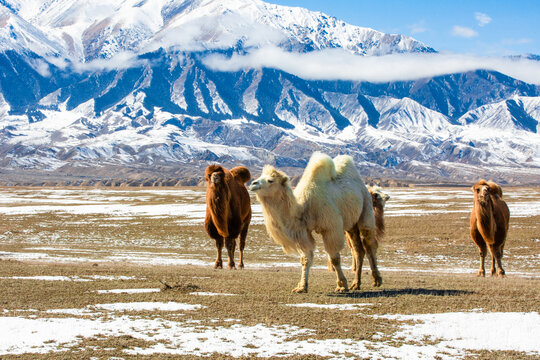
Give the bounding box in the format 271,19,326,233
0,186,539,359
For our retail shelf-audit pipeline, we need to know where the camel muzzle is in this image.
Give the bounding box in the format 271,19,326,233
249,181,261,191
211,174,223,184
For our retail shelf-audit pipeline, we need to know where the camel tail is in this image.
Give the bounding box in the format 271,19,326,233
230,166,251,184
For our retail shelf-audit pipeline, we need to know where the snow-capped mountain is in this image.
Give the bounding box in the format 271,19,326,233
0,4,63,55
459,96,540,133
0,0,539,185
1,0,434,60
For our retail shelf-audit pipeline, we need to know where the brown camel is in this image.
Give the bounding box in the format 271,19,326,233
470,180,510,277
350,186,390,271
204,164,251,269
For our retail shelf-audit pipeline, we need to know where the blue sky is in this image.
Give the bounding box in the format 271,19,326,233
273,0,540,56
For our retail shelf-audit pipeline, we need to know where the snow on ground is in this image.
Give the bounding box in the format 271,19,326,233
189,292,236,296
95,288,161,294
2,188,538,224
2,248,538,278
0,188,265,224
92,302,204,312
384,187,540,218
286,303,372,310
1,306,538,358
0,275,91,282
0,250,213,267
0,275,143,281
376,311,540,355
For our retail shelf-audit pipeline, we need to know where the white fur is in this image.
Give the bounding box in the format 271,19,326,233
250,152,382,293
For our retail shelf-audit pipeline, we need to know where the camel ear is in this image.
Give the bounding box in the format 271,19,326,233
281,176,290,185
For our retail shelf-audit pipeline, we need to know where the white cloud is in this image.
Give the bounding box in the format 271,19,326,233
72,52,149,73
409,21,427,34
452,26,479,38
142,12,285,54
502,38,533,45
475,12,492,27
202,46,540,85
27,58,51,77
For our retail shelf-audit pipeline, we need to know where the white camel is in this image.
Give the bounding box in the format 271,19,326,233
249,152,382,293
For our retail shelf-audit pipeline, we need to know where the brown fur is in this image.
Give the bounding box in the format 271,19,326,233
369,186,389,242
204,164,252,269
470,179,510,277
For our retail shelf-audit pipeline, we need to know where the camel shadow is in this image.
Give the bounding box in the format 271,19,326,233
328,288,472,299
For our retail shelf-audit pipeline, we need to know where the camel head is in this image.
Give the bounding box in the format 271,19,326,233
369,186,390,208
249,165,290,196
472,180,493,205
205,165,227,187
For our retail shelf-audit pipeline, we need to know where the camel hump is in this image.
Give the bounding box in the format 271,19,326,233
333,155,355,177
302,152,337,183
230,166,251,184
487,181,503,197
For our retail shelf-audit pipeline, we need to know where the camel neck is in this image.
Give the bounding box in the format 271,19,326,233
257,186,307,254
259,186,303,225
475,196,495,238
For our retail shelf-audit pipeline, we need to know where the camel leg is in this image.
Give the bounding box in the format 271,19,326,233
347,235,357,272
327,234,354,273
327,255,334,272
214,237,224,269
490,255,497,276
238,223,249,270
486,243,500,276
494,245,505,277
225,237,236,270
477,247,487,277
329,253,348,293
361,228,382,287
347,228,365,291
321,230,348,292
292,251,313,293
471,229,486,277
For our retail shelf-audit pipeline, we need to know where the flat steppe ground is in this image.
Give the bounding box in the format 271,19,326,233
0,186,538,359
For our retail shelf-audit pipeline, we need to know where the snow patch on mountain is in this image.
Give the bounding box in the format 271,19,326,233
372,96,454,136
0,93,10,117
459,96,540,133
0,4,63,55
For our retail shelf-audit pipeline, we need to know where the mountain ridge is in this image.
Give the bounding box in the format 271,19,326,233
0,0,539,184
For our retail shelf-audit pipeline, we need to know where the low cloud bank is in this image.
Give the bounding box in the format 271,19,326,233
203,47,540,84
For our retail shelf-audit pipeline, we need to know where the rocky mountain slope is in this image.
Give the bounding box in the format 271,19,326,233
0,0,539,185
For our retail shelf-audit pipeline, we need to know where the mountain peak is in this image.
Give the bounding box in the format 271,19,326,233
1,0,434,60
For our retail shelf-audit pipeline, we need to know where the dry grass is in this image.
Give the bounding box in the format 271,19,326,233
0,186,539,359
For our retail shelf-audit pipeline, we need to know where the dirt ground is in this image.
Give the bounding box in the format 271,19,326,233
0,186,538,359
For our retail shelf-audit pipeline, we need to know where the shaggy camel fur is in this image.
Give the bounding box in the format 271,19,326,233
470,180,510,277
204,164,251,269
250,152,382,293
